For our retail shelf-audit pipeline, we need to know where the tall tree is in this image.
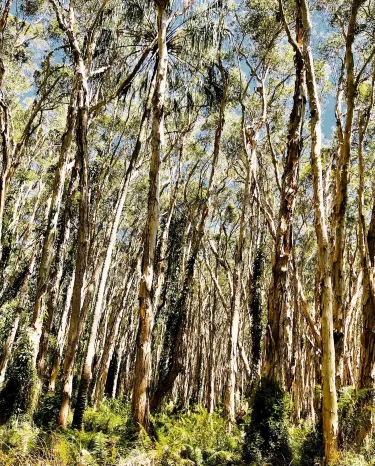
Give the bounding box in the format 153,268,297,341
299,0,338,462
132,0,169,431
264,0,306,389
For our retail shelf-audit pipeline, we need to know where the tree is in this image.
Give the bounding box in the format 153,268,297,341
132,0,169,431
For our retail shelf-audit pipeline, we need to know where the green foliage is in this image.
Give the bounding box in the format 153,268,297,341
249,247,264,375
332,452,375,466
0,301,19,342
34,391,61,428
338,386,375,450
153,406,243,466
83,398,131,436
0,420,79,465
0,336,37,424
21,0,46,17
3,400,375,465
0,400,131,465
29,402,244,465
243,379,292,466
75,430,118,465
0,419,38,455
297,422,324,466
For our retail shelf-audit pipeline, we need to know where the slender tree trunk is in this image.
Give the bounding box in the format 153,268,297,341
132,0,169,431
300,0,338,462
0,1,12,260
28,86,78,366
93,273,135,407
49,268,75,392
0,115,12,261
58,79,90,428
72,179,131,428
357,70,375,391
0,212,42,388
75,69,156,422
0,311,20,388
356,75,375,442
331,0,361,387
224,136,253,424
37,162,78,385
207,287,216,413
264,5,306,387
249,246,264,386
359,202,375,389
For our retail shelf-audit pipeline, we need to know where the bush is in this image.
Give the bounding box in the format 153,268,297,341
243,378,292,466
0,421,80,465
298,422,324,466
0,336,37,424
34,391,61,428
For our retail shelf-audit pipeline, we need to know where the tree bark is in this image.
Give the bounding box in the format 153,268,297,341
265,2,306,388
132,0,169,432
223,129,254,424
58,82,90,428
299,0,338,462
331,0,361,387
48,268,75,392
72,72,155,428
37,162,78,386
28,85,78,369
0,311,20,388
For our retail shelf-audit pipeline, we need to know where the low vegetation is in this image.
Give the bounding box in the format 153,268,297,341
0,392,375,466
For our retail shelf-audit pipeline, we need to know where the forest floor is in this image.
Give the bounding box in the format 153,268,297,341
0,394,374,466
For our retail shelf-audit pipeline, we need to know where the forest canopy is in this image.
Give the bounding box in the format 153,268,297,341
0,0,375,465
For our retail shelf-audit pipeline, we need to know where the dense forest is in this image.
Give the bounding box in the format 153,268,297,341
2,0,375,464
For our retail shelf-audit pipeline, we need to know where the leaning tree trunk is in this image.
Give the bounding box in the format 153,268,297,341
93,272,135,407
0,0,12,260
132,0,169,432
36,161,78,386
28,83,78,369
358,72,375,390
300,0,338,462
58,79,90,428
359,203,375,389
72,74,156,428
356,76,375,442
48,267,75,392
0,311,20,388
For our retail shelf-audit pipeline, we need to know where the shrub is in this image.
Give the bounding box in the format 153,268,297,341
243,378,292,466
298,422,324,466
34,391,61,428
0,336,37,424
83,398,131,436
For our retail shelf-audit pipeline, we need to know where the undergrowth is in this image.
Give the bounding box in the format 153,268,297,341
0,400,242,465
1,390,375,465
